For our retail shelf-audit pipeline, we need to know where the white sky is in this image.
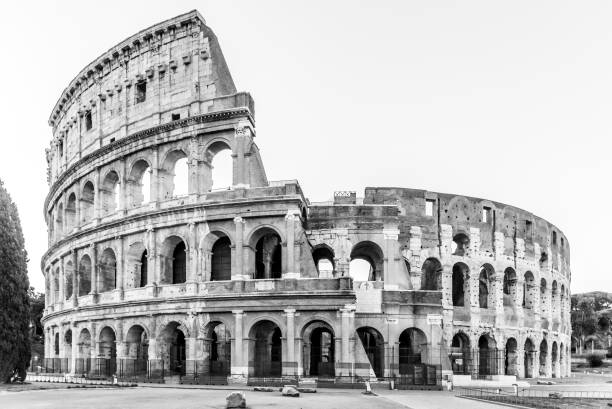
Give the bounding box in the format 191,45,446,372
1,0,610,294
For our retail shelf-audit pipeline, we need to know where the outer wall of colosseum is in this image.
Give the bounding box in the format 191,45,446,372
41,10,571,386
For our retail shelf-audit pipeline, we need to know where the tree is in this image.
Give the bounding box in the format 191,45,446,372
0,178,30,382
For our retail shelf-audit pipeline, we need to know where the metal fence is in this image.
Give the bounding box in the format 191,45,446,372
457,387,612,409
449,348,505,379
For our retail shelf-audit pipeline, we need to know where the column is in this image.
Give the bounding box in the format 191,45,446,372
233,123,250,187
70,325,78,375
93,167,101,222
49,268,56,308
284,213,297,279
284,309,296,376
187,223,198,287
233,217,246,280
71,250,78,305
151,148,160,206
58,259,65,306
383,228,401,288
340,306,355,376
185,337,198,377
231,310,246,379
119,159,127,213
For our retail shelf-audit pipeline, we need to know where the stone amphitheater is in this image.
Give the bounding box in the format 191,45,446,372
41,10,571,387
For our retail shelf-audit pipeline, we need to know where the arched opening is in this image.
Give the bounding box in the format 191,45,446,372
398,328,427,374
479,264,495,308
560,284,566,317
77,329,91,374
124,325,148,376
160,236,187,284
421,258,442,290
540,279,548,315
452,262,469,307
356,327,385,378
551,341,558,378
523,271,535,309
524,338,535,378
559,342,565,377
253,229,282,279
211,236,232,281
539,339,548,377
81,181,95,222
450,332,470,375
478,334,498,377
205,141,233,190
64,261,74,300
98,248,117,292
100,170,120,216
505,338,518,376
78,255,91,296
127,242,148,288
55,203,63,238
503,267,517,306
53,269,60,304
452,233,470,256
301,321,335,378
64,330,73,372
127,159,152,207
97,327,117,376
350,241,384,281
249,320,282,377
54,333,60,356
66,193,77,230
539,252,548,270
205,322,231,376
312,245,335,278
159,322,187,375
551,281,559,316
160,150,188,199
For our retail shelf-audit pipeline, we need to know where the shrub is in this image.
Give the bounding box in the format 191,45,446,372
587,354,604,367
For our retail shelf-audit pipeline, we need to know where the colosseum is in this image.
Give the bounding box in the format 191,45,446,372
40,10,571,388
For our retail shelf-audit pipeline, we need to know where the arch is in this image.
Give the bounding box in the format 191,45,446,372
249,320,283,377
66,193,77,230
63,329,73,364
450,332,471,375
551,341,558,378
349,241,384,281
160,149,188,199
478,333,498,376
540,278,548,315
251,227,282,279
78,328,91,360
100,170,120,216
301,320,335,377
524,338,535,378
539,339,548,376
356,326,385,378
205,321,231,376
55,203,64,237
98,248,117,292
523,271,535,309
205,140,233,190
81,181,95,222
78,255,92,296
312,244,335,278
211,236,232,281
127,241,148,288
98,326,117,376
505,337,518,376
421,257,442,290
127,159,152,207
54,332,60,356
158,321,187,375
398,328,427,374
160,235,187,284
559,342,565,377
452,232,470,256
126,325,149,361
503,267,517,306
452,262,469,307
64,260,74,300
551,281,559,316
479,264,495,308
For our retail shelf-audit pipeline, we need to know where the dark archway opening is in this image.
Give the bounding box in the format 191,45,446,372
309,327,335,377
211,237,232,281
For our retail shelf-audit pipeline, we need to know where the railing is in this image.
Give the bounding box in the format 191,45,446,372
456,387,612,409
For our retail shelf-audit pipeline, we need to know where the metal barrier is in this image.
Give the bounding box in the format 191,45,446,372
456,387,612,409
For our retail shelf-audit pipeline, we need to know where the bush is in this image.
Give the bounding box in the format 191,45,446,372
587,354,604,367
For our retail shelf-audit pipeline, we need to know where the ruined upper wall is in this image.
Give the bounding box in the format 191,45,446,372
46,10,246,186
308,187,570,276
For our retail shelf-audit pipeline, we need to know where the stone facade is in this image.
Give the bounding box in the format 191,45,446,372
41,10,571,384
